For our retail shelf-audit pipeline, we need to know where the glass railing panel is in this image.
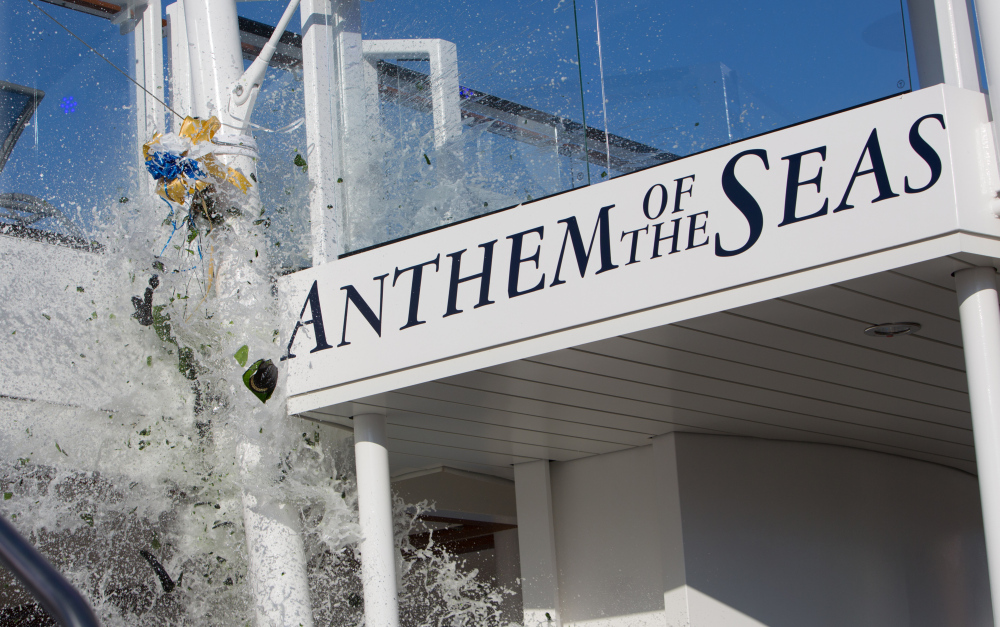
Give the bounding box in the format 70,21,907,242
0,0,139,243
348,0,588,252
572,0,914,178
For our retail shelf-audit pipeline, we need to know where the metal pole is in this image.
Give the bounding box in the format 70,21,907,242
0,515,100,627
955,266,1000,624
354,413,400,627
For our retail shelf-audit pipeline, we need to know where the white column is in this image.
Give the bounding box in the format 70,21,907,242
181,0,258,181
300,0,344,265
329,0,366,248
354,413,400,627
955,266,1000,624
131,0,164,193
239,443,314,627
494,528,523,625
513,460,561,627
180,4,309,624
132,0,165,134
651,433,691,625
973,0,1000,149
165,1,192,122
909,0,979,89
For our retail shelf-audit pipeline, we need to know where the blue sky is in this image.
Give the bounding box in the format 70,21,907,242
1,0,916,238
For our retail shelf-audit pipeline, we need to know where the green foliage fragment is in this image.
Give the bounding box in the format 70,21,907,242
293,153,308,172
178,346,199,380
234,345,249,367
152,305,173,343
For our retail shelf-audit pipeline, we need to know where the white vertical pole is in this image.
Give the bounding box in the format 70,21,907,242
353,413,400,627
241,445,314,627
513,460,561,627
494,528,523,625
428,39,460,148
955,266,1000,625
331,0,366,249
300,0,344,265
180,3,311,625
909,0,979,89
973,0,1000,150
131,0,164,193
165,1,192,122
181,0,258,184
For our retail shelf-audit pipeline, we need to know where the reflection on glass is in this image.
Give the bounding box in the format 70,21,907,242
0,1,136,241
335,0,913,253
348,0,590,251
573,0,913,177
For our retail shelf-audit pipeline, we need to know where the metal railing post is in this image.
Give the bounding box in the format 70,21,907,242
0,515,100,627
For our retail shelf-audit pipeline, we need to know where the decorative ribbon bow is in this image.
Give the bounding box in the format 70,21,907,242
143,116,252,204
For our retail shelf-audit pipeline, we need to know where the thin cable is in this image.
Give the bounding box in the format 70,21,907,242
26,0,185,122
593,0,611,178
571,0,591,186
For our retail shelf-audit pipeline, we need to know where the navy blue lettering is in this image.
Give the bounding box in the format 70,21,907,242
551,205,619,286
833,129,899,212
445,241,497,317
338,274,389,347
621,226,649,265
651,219,682,258
643,184,668,220
905,114,945,194
507,227,545,298
281,280,332,360
393,255,440,330
716,149,768,257
673,175,695,213
779,146,828,226
686,211,709,250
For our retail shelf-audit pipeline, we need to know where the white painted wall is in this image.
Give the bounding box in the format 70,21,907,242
549,446,665,627
674,434,993,627
525,433,993,627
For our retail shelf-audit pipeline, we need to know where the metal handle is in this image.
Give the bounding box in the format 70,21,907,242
0,514,101,627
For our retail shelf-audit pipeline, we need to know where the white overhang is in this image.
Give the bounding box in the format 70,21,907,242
279,85,1000,478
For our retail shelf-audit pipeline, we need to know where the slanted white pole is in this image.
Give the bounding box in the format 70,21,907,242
353,413,400,627
955,266,1000,624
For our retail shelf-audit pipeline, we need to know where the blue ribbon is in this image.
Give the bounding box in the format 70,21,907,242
145,151,205,183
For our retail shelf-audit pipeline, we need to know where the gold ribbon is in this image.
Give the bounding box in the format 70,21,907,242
143,116,252,204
